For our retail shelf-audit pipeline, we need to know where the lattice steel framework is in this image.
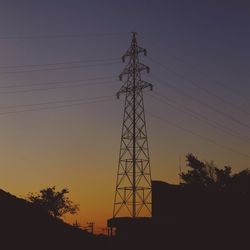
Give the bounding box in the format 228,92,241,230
113,32,153,218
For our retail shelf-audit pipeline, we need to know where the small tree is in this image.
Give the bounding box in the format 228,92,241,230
27,186,79,218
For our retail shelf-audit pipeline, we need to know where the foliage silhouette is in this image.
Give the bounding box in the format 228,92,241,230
180,153,250,193
27,186,79,218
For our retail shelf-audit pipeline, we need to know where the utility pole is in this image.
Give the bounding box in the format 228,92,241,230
179,156,182,184
72,220,81,228
86,222,95,234
113,32,153,218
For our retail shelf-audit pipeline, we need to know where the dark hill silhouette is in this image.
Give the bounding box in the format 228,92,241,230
0,189,108,250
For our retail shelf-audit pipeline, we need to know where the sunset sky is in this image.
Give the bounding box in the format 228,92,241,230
0,1,249,230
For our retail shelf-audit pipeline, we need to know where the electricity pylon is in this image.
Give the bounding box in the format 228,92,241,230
113,32,153,218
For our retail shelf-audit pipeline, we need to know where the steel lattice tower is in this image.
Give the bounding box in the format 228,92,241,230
113,32,153,218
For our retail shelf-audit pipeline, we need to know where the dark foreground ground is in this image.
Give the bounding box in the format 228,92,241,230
0,188,249,250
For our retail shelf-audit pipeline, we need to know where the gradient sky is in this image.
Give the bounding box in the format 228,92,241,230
0,1,249,230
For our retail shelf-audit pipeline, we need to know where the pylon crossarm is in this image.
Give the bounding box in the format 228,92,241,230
137,63,150,74
136,46,147,56
122,46,146,62
122,49,131,62
138,80,153,91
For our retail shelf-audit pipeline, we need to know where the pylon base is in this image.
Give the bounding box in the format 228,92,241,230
107,217,152,238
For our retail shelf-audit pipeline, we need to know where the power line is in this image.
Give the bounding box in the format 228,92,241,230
0,96,115,117
147,56,250,116
0,79,117,95
0,57,120,69
139,34,250,103
0,75,116,89
147,92,250,143
0,32,130,40
0,95,114,110
0,61,121,74
150,74,250,131
148,111,250,159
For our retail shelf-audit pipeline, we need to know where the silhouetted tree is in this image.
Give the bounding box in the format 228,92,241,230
181,154,225,188
180,153,250,193
27,186,79,218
